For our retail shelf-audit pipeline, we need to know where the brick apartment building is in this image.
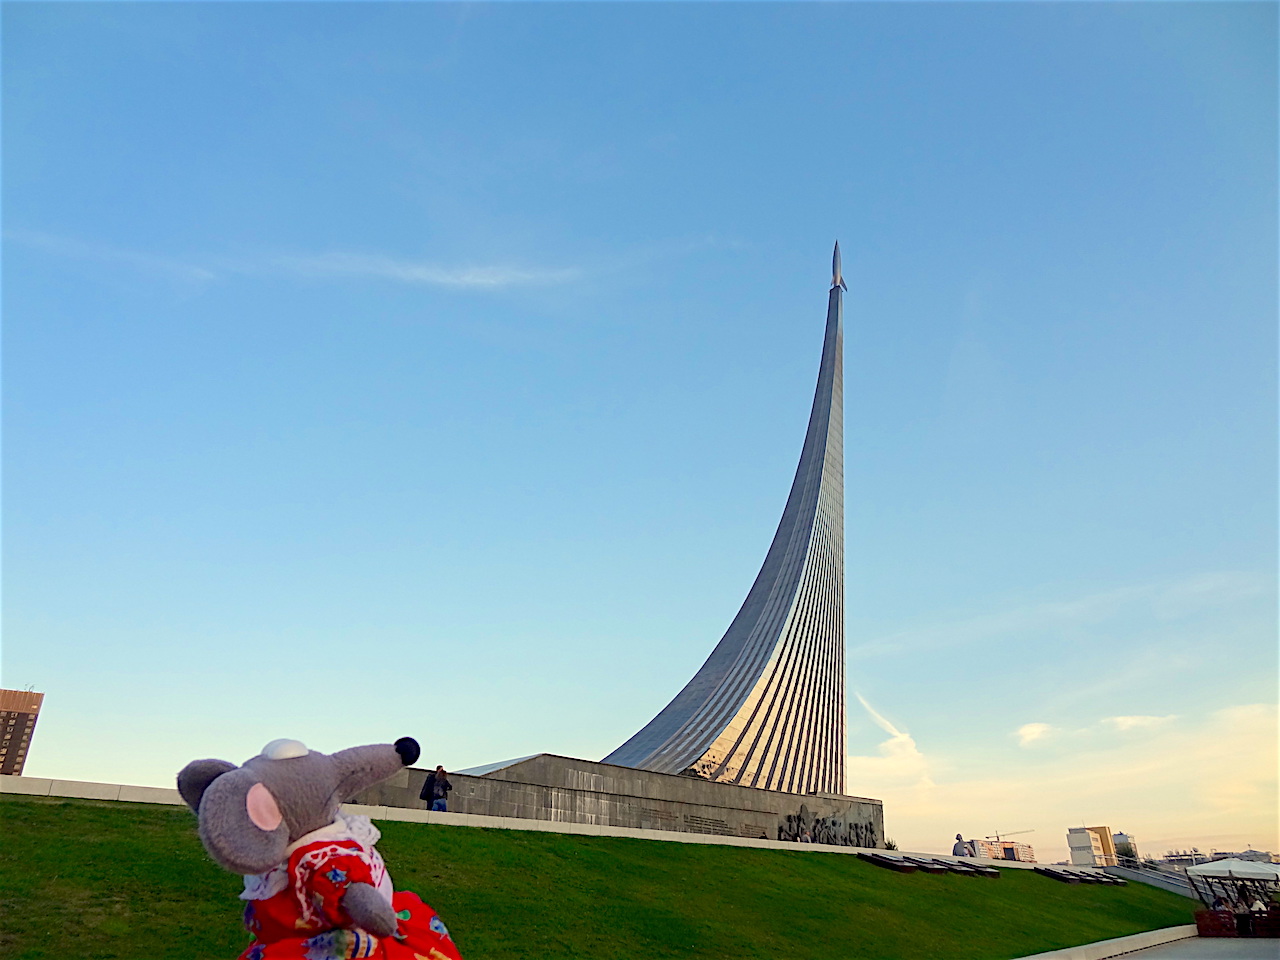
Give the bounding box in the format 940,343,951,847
972,838,1037,862
0,689,44,775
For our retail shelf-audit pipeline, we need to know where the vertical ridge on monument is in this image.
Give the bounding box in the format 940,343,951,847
604,244,847,795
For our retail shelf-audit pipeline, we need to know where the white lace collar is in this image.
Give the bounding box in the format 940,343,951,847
285,812,381,856
241,812,382,901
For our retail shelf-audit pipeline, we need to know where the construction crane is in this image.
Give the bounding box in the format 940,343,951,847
985,829,1035,841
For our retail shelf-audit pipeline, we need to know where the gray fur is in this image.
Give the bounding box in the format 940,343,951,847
197,767,291,875
341,881,398,937
177,738,418,877
177,758,236,813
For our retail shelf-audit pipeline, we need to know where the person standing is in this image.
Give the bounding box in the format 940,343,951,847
952,834,972,857
418,765,452,812
418,769,435,807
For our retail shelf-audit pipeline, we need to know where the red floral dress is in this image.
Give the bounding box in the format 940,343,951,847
236,814,462,960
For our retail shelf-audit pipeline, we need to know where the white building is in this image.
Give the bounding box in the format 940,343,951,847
1113,830,1139,861
1211,849,1276,863
1068,826,1118,867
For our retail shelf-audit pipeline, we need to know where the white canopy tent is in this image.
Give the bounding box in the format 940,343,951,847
1185,858,1280,910
1187,859,1280,881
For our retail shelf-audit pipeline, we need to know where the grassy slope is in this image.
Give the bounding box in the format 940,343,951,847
2,796,1194,960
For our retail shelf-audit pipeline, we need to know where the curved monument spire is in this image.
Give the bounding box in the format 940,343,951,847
604,245,846,795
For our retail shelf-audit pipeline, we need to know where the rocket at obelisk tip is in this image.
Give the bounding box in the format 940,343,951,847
831,240,847,292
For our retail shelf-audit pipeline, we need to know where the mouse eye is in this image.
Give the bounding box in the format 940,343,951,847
246,782,282,831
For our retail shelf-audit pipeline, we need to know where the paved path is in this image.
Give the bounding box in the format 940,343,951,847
1126,940,1279,959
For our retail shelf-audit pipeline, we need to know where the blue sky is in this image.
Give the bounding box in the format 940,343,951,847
4,2,1275,861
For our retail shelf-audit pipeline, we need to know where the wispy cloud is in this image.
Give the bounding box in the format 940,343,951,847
847,702,1277,861
1016,722,1053,747
849,693,934,796
849,570,1273,662
1013,714,1175,747
6,230,216,283
856,691,906,739
1103,714,1177,732
270,252,580,288
7,230,581,291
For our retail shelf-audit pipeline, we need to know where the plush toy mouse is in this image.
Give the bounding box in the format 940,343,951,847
178,736,463,960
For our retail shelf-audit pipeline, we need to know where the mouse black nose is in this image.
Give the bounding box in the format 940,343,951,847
394,737,420,767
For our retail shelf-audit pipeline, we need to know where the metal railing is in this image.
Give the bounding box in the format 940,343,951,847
1104,864,1196,899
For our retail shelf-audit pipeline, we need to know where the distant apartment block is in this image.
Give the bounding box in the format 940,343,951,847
1161,849,1208,867
1067,826,1118,867
1209,848,1277,863
1112,830,1139,861
0,689,44,775
973,839,1036,862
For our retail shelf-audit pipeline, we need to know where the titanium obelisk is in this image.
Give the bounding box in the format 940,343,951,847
604,244,846,795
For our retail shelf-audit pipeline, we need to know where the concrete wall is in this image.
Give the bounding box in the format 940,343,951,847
1011,925,1196,960
6,774,1050,871
0,773,185,804
1103,865,1197,899
354,753,885,848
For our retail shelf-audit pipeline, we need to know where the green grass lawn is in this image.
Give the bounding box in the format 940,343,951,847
2,795,1194,960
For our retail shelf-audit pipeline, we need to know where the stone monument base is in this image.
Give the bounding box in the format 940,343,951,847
353,753,884,848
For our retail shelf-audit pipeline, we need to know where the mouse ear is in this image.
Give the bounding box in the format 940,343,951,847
196,768,289,875
177,759,237,813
